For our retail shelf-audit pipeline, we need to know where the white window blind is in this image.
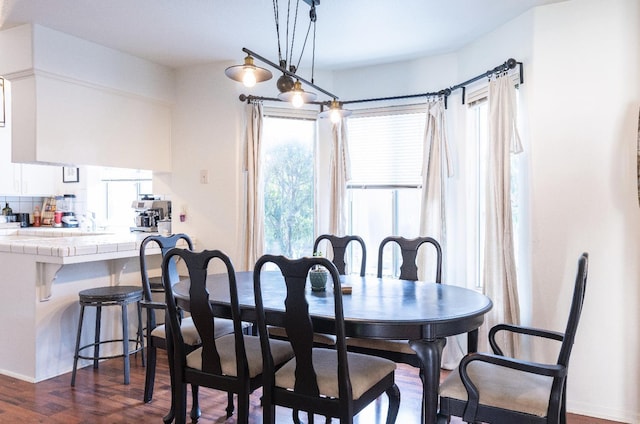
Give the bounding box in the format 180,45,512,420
347,111,426,187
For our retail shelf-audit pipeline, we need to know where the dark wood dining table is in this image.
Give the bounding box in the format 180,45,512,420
172,271,492,424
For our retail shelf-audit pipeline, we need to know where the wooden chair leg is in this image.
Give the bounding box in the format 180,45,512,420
226,392,234,418
173,382,188,424
190,384,201,422
385,383,401,424
144,345,157,403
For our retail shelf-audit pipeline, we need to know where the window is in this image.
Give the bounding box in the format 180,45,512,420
347,107,426,277
86,166,152,231
262,115,315,257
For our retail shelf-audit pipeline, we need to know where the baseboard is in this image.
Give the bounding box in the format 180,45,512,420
569,400,637,423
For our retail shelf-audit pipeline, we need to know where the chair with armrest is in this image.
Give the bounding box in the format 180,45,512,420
140,234,235,423
313,234,367,277
254,254,400,424
437,252,589,424
346,236,442,368
163,249,294,424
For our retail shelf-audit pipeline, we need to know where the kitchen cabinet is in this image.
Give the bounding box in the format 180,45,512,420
1,119,57,196
0,142,57,196
19,163,57,196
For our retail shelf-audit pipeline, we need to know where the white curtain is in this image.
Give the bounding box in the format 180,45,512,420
480,74,523,356
242,102,265,271
328,119,351,235
417,98,460,368
418,98,452,268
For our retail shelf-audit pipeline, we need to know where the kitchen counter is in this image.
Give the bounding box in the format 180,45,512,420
0,226,175,383
0,226,156,263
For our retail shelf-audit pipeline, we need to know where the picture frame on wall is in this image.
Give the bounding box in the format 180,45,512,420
0,77,5,128
62,167,79,183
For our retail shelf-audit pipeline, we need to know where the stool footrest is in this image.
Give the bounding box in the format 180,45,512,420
76,339,144,361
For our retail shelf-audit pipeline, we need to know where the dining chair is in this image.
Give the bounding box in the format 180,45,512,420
162,248,294,424
437,252,589,424
269,234,368,348
313,234,367,277
139,234,235,423
376,235,442,281
347,235,443,368
254,254,401,424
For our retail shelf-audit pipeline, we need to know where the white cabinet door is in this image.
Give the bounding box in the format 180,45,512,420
19,163,57,196
0,136,21,195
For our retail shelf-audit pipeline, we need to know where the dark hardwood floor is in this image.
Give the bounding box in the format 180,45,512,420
0,351,622,423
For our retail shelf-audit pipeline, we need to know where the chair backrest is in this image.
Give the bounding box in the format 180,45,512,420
162,249,249,379
377,236,442,282
253,255,352,401
139,233,194,301
313,234,367,276
558,252,588,367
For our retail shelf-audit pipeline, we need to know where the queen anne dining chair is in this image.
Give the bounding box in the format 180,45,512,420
347,236,443,368
313,234,367,277
254,254,401,424
269,234,368,348
437,252,589,424
140,234,236,423
162,248,294,424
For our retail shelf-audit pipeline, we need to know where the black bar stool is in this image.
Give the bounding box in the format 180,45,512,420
70,285,145,386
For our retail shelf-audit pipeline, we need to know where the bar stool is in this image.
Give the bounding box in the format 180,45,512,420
70,285,145,386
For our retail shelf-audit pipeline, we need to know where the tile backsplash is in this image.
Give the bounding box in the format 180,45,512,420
0,196,45,214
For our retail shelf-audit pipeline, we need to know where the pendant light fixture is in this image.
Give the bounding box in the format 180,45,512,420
225,0,338,109
319,99,352,123
278,80,317,107
224,54,273,88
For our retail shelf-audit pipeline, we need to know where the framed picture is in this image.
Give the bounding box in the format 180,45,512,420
62,167,79,183
0,77,5,128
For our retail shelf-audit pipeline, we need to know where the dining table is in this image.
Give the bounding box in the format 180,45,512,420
172,271,492,424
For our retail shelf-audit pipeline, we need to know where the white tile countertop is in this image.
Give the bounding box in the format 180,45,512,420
0,226,162,264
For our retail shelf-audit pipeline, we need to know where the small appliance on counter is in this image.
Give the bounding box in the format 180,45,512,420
60,194,79,228
15,213,30,228
130,195,171,232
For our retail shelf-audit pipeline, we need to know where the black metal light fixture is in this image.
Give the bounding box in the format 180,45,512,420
225,0,338,109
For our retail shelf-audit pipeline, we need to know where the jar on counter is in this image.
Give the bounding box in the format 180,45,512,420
33,206,41,227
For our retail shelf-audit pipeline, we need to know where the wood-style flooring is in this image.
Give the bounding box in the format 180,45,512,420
0,351,623,423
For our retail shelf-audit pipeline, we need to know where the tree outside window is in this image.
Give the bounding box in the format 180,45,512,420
262,117,315,258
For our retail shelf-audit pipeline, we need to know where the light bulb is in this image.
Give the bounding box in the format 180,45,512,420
242,67,257,88
329,108,341,123
292,91,304,108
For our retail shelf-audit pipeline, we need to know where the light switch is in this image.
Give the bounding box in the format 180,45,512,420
200,170,209,184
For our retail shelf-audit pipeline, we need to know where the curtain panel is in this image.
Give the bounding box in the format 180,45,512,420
328,119,351,236
480,74,523,356
417,98,461,368
243,102,265,271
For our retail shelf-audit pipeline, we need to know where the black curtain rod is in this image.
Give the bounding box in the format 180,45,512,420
238,58,522,109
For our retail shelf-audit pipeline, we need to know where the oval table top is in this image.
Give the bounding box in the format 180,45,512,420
172,271,492,340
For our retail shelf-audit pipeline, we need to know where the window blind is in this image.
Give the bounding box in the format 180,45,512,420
347,111,426,187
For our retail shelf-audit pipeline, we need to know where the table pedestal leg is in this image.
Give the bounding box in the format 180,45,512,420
467,329,479,353
410,338,446,424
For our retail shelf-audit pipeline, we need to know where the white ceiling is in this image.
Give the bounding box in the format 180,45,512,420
0,0,565,70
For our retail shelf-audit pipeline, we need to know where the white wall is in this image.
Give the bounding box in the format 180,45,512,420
526,0,640,420
166,0,640,421
163,61,247,264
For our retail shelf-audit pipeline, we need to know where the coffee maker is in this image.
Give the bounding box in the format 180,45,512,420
60,194,79,228
130,197,171,232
